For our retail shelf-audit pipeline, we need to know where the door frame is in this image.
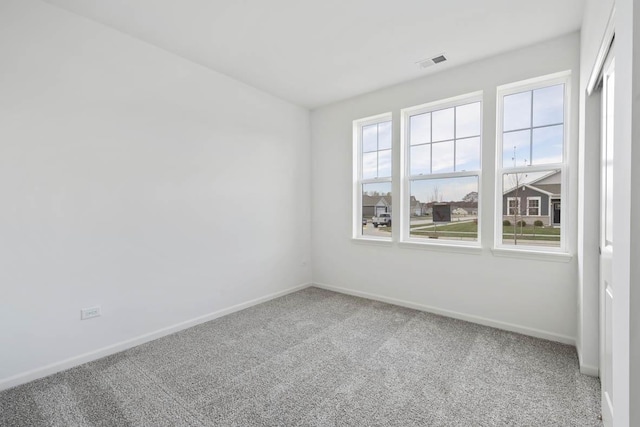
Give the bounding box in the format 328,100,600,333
599,46,615,427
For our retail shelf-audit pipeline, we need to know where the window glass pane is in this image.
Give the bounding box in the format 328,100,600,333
362,152,377,180
432,108,454,142
504,91,531,131
456,137,480,172
533,84,564,127
503,129,530,167
377,149,392,178
361,182,392,238
432,140,454,173
527,198,540,216
532,125,563,165
362,124,378,153
409,176,478,242
507,197,520,215
378,121,392,150
410,113,430,145
501,170,561,247
456,102,481,138
410,145,430,175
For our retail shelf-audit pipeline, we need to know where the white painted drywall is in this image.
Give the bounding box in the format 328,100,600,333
577,0,615,375
628,3,640,424
42,0,585,109
311,33,580,343
0,0,311,386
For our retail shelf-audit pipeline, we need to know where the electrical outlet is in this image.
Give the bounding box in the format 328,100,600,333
81,306,101,320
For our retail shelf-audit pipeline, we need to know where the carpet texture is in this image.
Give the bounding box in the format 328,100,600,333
1,287,601,426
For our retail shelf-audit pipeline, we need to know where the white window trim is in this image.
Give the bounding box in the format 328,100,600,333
353,112,393,242
494,71,571,254
526,196,541,216
400,91,483,248
507,197,521,216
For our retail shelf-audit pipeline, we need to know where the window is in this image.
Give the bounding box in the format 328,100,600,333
353,113,393,240
526,197,541,216
507,197,520,216
496,72,569,250
401,92,482,244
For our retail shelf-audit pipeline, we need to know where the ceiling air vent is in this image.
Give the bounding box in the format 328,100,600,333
416,54,447,69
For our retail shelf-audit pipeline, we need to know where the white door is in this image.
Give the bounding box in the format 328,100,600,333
599,47,615,426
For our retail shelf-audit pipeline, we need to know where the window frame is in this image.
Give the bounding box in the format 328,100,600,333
526,196,541,216
495,71,571,253
400,91,483,247
353,112,393,242
507,197,521,216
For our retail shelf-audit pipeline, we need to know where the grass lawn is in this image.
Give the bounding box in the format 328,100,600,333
503,224,560,241
504,224,559,235
410,221,560,241
411,221,477,239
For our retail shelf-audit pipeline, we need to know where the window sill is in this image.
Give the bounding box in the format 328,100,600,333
351,237,393,246
398,240,483,255
491,247,573,263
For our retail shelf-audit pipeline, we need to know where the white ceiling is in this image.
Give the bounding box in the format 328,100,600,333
43,0,585,109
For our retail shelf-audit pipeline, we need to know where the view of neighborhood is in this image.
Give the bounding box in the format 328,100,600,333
501,170,561,247
361,170,561,246
361,187,479,241
358,84,564,247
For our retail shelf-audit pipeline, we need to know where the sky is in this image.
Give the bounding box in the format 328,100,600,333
362,121,392,179
363,182,391,197
362,178,476,204
361,84,564,204
408,101,481,175
502,84,564,166
411,176,477,203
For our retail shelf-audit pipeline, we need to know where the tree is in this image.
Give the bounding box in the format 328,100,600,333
430,186,445,237
462,191,478,203
508,175,524,244
506,147,528,245
431,186,442,203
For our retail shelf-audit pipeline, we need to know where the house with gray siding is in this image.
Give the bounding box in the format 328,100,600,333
502,170,561,226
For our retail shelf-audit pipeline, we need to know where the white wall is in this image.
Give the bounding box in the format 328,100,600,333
0,0,311,388
629,2,640,422
577,0,615,375
311,33,580,343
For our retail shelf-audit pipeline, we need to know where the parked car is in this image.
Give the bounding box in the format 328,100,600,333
362,217,368,226
372,213,391,228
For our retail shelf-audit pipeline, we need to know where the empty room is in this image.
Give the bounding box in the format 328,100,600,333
1,0,639,426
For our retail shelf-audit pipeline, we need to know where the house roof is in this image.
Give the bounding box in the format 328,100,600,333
503,170,561,195
362,195,389,207
528,183,561,196
363,195,425,208
363,195,395,206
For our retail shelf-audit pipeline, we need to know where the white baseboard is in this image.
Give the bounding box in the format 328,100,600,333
313,282,576,346
0,282,312,392
576,348,599,377
579,364,599,377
